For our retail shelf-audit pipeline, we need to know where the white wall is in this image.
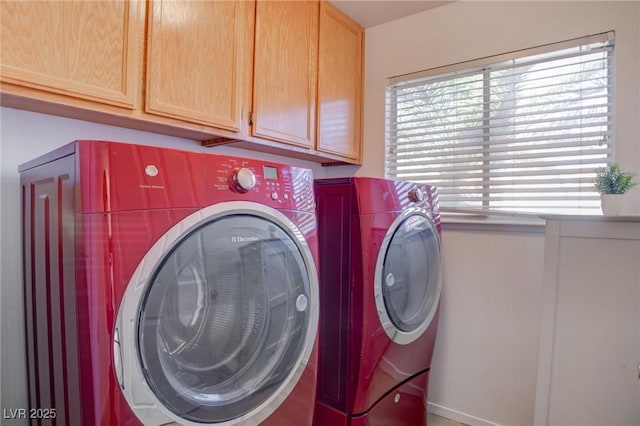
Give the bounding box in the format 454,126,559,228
357,1,640,425
433,229,545,426
0,106,327,421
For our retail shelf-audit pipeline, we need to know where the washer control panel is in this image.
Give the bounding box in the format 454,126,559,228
208,157,314,211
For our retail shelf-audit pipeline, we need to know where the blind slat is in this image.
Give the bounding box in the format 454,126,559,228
388,113,613,143
389,97,612,131
389,169,603,181
391,72,612,115
388,130,611,153
437,195,602,202
387,142,611,163
438,186,602,194
390,156,609,173
419,176,600,186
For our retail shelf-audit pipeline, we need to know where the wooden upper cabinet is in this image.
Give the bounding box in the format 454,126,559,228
146,1,252,132
0,0,143,109
1,0,365,164
316,2,364,162
252,0,319,148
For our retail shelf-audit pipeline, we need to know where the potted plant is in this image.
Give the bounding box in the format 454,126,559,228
594,163,639,215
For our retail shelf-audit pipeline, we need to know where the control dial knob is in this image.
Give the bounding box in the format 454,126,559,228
408,187,425,203
231,167,256,193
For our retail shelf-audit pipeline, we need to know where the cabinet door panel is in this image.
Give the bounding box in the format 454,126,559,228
317,3,363,162
253,0,318,148
146,0,249,132
0,0,142,108
535,220,640,426
547,237,640,425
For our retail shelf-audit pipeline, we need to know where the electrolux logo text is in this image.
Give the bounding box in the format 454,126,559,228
231,236,260,243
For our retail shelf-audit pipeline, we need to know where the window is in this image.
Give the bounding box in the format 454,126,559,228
386,32,614,215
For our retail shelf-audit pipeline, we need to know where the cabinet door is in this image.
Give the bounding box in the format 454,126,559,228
0,0,143,109
535,220,640,426
253,0,318,148
146,1,251,132
316,2,364,162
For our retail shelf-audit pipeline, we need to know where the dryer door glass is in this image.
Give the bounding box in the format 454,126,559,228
381,214,441,334
137,214,311,423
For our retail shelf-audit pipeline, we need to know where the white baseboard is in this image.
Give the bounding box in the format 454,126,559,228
427,402,504,426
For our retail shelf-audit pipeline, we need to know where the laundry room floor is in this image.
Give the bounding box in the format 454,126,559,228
427,413,466,426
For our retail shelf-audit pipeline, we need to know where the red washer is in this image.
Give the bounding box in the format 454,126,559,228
313,177,442,425
20,140,319,425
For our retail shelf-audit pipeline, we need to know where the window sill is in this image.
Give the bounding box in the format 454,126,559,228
441,209,640,232
440,209,545,233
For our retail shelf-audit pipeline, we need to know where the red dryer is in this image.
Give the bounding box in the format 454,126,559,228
313,177,442,426
19,140,320,425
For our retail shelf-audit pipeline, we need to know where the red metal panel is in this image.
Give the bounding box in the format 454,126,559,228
314,182,363,412
75,140,316,214
262,344,318,426
352,177,440,226
313,401,350,426
77,141,205,213
352,213,440,412
350,371,429,426
21,154,79,426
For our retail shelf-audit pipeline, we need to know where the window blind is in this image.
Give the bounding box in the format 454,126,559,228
385,32,614,215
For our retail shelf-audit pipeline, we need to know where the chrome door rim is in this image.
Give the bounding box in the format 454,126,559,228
373,207,442,345
114,201,319,426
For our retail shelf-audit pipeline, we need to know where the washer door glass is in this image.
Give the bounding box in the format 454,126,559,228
380,213,441,339
138,214,311,423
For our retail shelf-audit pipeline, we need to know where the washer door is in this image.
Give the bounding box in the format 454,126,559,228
373,207,442,345
114,201,318,425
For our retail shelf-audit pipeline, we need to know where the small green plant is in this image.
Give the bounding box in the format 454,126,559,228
594,163,639,194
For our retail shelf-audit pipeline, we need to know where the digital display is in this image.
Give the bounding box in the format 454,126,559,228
263,166,278,180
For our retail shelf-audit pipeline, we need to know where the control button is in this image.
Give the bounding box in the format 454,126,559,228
408,187,425,203
283,193,289,200
271,192,278,200
144,164,159,177
231,168,256,193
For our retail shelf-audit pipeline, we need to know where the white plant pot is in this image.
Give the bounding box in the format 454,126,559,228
600,194,624,215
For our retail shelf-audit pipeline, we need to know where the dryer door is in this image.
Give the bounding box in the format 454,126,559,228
374,207,442,345
115,201,318,425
